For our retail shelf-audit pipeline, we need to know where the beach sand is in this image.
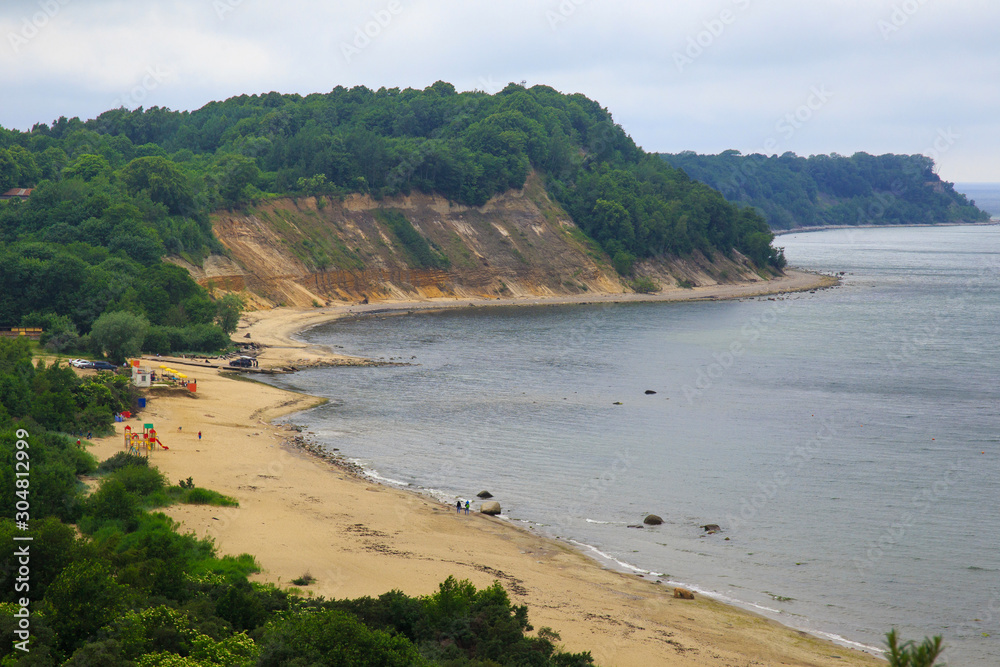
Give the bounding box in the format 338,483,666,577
87,269,884,666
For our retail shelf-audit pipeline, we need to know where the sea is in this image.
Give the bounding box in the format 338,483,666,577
955,183,1000,218
262,224,1000,665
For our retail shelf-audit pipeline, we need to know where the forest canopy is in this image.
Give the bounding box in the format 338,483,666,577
661,150,989,230
2,82,788,283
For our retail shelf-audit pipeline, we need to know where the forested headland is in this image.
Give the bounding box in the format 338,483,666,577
0,83,786,362
661,150,990,230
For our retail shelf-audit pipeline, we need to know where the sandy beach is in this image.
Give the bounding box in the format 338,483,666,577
86,269,885,666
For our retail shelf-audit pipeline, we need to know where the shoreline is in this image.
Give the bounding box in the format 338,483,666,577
86,268,886,666
242,268,838,370
772,220,997,235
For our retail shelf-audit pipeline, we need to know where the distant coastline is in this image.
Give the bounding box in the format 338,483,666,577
773,220,997,235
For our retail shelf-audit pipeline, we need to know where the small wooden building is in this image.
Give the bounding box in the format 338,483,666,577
0,327,42,340
0,188,33,201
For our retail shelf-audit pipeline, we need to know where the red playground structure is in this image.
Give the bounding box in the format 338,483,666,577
124,423,169,457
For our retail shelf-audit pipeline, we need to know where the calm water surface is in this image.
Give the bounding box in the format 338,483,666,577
264,224,1000,665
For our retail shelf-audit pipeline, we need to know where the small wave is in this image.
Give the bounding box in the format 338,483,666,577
566,539,664,577
360,468,411,487
585,519,623,525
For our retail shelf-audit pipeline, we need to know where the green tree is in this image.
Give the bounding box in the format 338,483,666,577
120,156,194,216
42,560,131,654
214,293,244,335
90,311,149,363
258,609,425,666
884,630,944,667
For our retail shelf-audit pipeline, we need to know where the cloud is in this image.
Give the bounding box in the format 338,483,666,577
0,0,998,180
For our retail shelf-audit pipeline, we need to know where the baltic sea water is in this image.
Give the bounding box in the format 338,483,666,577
263,224,1000,665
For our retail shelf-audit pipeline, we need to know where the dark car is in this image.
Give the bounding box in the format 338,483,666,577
229,356,254,367
91,361,118,371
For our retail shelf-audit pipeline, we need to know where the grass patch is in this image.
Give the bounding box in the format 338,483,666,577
163,482,239,507
291,572,316,586
375,209,450,270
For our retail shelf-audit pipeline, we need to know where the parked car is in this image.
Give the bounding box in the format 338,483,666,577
69,359,91,368
229,356,254,367
90,361,118,371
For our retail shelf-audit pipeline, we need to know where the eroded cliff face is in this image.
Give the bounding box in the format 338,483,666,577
177,173,769,308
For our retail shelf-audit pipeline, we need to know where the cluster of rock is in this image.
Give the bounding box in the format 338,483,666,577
286,435,365,477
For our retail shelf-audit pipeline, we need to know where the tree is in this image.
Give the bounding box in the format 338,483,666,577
42,560,131,654
885,630,944,667
89,311,149,363
257,609,424,667
120,156,194,216
214,293,244,334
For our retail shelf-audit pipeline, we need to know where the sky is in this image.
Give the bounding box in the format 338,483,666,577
1,0,998,182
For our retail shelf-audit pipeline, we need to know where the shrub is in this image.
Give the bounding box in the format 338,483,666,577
98,452,149,473
109,464,167,498
885,629,944,667
629,277,660,294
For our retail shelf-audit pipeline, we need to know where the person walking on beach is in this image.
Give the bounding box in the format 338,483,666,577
198,431,202,440
456,500,462,514
464,500,470,514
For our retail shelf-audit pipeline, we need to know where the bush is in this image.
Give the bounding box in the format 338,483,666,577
84,478,141,531
98,451,149,473
168,485,238,507
109,464,166,498
258,609,425,667
885,629,944,667
629,277,660,294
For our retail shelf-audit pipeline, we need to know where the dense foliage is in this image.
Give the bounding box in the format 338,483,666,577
0,127,239,356
661,150,990,230
2,81,786,277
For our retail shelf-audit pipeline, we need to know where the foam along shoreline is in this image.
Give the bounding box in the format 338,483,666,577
316,442,885,661
241,268,838,370
84,268,886,667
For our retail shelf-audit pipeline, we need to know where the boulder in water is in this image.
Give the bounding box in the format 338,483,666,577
480,501,501,515
477,490,493,499
645,390,657,395
643,514,663,526
702,524,721,533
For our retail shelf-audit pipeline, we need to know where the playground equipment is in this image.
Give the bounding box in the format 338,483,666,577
123,423,169,457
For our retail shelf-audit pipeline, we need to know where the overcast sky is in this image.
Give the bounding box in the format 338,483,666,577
1,0,997,182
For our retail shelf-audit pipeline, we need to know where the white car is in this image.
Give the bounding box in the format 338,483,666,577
69,359,92,368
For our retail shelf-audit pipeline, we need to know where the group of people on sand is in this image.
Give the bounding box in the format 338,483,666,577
456,500,470,514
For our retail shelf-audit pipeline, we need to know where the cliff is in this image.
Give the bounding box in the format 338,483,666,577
175,173,772,308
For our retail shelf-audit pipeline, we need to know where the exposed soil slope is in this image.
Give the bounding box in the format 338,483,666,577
189,173,773,307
